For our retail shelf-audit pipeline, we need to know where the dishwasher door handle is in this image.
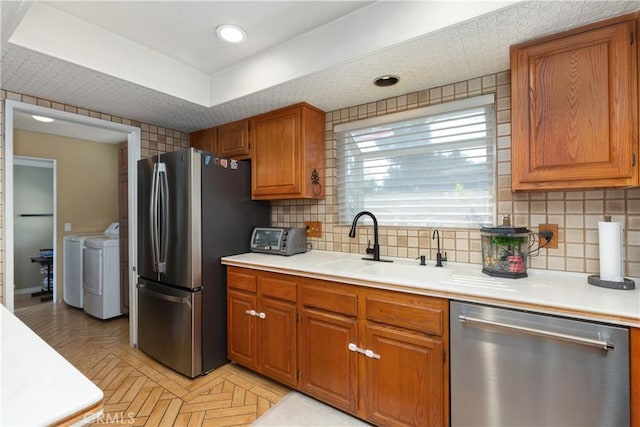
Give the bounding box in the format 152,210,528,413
458,314,614,351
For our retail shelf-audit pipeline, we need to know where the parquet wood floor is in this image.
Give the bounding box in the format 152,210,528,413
14,302,289,426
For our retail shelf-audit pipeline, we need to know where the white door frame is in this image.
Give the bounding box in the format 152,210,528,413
4,99,141,346
13,156,57,298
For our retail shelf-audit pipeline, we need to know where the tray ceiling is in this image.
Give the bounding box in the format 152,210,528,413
2,1,639,133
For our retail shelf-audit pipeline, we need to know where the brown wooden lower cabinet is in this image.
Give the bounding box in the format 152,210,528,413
363,324,444,426
227,268,448,427
298,281,359,413
227,267,298,387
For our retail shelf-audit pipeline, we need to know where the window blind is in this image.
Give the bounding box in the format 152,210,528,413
336,95,496,228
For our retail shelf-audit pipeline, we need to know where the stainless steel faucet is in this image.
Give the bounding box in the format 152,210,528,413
348,211,392,262
432,229,447,267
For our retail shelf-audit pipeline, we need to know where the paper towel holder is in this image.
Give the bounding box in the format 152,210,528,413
587,275,635,290
587,215,635,290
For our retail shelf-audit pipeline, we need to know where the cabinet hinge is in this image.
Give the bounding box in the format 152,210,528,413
296,371,300,381
296,312,299,323
442,349,446,363
631,30,635,45
633,153,636,167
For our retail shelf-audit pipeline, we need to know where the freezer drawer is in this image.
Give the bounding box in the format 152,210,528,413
137,279,202,378
450,301,630,427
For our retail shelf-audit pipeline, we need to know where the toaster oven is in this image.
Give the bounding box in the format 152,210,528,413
250,227,307,256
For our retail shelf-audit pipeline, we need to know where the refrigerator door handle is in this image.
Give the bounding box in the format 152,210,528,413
137,283,191,307
157,162,169,274
150,162,160,273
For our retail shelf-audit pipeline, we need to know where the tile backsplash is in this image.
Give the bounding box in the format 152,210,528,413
271,71,640,278
1,68,639,305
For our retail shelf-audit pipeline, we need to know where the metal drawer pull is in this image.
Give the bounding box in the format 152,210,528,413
348,343,381,359
244,310,266,319
137,284,190,305
458,314,614,351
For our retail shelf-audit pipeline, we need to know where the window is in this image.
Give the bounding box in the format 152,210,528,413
335,95,496,228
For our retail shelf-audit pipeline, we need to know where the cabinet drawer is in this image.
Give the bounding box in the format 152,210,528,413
227,268,256,292
365,293,445,336
260,275,297,302
300,281,358,317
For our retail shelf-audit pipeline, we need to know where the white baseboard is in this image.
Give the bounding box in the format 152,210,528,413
15,286,46,295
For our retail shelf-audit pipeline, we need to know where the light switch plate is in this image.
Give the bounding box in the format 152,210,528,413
64,223,71,232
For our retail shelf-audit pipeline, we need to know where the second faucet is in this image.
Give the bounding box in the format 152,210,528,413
432,229,447,267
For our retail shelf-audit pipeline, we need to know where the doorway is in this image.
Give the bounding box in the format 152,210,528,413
4,99,141,345
13,157,56,309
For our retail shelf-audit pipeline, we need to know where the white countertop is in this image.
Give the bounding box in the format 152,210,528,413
222,250,640,328
1,304,103,426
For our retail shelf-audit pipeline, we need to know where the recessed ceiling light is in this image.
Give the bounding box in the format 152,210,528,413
32,115,54,123
216,24,247,43
373,75,400,87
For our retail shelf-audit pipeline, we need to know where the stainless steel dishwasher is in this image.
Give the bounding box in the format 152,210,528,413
450,301,629,426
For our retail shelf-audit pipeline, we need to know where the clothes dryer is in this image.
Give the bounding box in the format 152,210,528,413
83,236,121,319
63,233,102,308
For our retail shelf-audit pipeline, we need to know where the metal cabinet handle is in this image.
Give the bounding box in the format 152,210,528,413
348,343,381,359
244,310,266,319
458,314,614,351
364,349,381,359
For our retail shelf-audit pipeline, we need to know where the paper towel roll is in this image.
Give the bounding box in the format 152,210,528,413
598,221,624,282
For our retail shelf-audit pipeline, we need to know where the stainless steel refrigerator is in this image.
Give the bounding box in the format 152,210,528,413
137,148,269,378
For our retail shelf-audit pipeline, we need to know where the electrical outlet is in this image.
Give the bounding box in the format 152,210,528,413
305,221,322,238
538,224,558,249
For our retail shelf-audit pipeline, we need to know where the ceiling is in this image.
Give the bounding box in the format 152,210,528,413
2,1,639,136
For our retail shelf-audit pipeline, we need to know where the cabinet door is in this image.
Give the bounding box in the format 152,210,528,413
259,296,297,386
363,324,444,427
190,127,217,152
298,308,358,413
217,120,250,159
511,19,637,190
227,289,258,370
251,107,301,197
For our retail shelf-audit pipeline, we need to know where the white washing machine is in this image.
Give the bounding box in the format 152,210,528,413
63,233,102,308
83,235,121,319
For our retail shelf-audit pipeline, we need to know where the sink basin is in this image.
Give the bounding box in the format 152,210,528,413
361,262,453,284
314,257,375,273
313,256,453,286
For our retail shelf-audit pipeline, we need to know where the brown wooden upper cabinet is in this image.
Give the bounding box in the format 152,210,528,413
250,102,325,200
217,119,250,159
189,127,217,153
511,13,638,191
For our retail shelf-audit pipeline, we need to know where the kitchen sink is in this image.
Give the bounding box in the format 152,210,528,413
361,261,453,284
314,257,376,273
313,256,454,286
